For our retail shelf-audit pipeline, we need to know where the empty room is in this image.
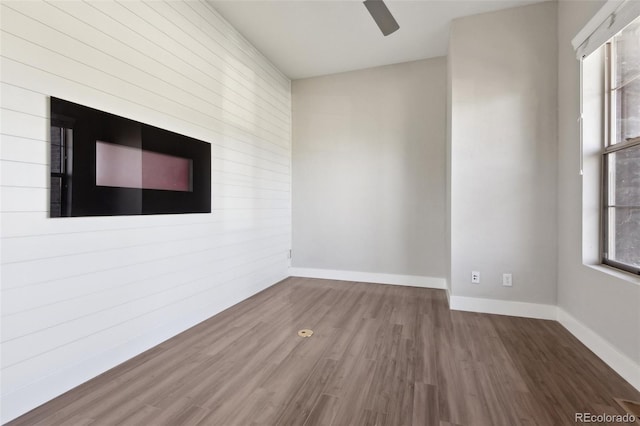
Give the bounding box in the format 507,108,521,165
1,0,639,424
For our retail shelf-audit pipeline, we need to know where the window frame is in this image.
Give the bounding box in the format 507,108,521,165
601,35,640,276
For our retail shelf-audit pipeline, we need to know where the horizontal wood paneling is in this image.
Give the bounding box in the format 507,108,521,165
0,83,290,166
2,260,288,397
1,221,290,265
3,236,289,321
0,0,291,422
0,208,289,238
3,1,290,126
2,251,288,369
0,161,48,189
0,134,49,164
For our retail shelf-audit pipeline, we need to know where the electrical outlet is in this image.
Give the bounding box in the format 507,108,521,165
502,273,513,287
471,271,480,284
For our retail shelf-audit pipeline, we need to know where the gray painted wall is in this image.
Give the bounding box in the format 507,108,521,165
449,2,558,303
557,0,640,365
445,53,453,293
292,58,446,278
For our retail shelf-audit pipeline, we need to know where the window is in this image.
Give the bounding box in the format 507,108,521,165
49,120,74,218
602,17,640,275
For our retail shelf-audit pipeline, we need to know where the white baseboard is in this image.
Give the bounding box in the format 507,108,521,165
557,308,640,392
449,295,557,320
288,267,446,289
448,296,639,392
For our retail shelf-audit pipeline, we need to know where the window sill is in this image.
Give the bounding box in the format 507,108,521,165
585,264,640,285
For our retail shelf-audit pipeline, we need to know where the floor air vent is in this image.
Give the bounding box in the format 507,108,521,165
297,329,313,338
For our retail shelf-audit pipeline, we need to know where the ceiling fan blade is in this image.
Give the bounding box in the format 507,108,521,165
363,0,399,36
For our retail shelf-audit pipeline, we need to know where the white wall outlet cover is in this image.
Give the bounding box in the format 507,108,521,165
471,271,480,283
502,273,513,287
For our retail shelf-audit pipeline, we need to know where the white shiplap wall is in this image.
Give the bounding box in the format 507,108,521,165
0,1,291,422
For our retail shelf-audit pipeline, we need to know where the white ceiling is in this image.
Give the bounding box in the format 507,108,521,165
209,0,547,80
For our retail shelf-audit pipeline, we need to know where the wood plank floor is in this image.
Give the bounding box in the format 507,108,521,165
7,277,639,426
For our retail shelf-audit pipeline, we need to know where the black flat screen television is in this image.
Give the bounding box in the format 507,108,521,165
50,97,211,217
